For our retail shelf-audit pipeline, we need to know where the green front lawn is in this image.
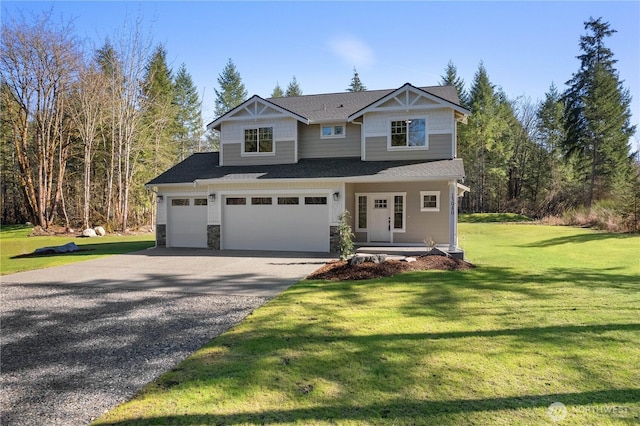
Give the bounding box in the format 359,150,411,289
91,224,637,424
0,225,154,275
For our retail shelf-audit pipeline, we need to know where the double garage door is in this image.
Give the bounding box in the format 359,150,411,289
167,194,330,252
222,194,329,252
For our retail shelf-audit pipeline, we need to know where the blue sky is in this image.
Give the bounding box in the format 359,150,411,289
3,1,639,140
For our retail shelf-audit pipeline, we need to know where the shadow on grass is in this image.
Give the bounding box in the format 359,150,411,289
522,232,639,247
97,388,640,425
9,241,155,259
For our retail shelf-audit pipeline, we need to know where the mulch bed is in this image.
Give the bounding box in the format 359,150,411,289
306,255,475,281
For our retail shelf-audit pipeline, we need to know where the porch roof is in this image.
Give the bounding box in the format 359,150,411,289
147,152,465,186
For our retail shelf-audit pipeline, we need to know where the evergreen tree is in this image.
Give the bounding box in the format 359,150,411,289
464,62,510,212
440,60,467,107
271,82,284,98
562,17,636,206
141,45,176,179
173,63,203,159
285,75,302,97
346,67,367,92
214,58,247,117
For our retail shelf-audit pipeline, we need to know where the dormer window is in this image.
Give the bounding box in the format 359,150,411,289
320,124,345,139
389,118,427,149
243,126,274,155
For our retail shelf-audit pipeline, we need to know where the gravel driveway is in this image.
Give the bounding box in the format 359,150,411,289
1,283,269,425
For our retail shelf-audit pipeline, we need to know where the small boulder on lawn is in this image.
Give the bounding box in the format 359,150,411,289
94,226,106,236
34,242,80,255
82,228,97,237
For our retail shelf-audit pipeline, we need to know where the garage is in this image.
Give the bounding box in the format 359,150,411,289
167,197,208,248
222,194,329,252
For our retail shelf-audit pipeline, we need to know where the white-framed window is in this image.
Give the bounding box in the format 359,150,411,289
420,191,440,212
243,126,274,155
320,124,346,139
389,117,427,149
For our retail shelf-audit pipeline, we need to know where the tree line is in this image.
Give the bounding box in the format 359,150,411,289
1,12,204,231
1,13,637,232
442,18,637,231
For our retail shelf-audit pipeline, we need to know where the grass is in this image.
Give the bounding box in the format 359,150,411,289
0,225,155,275
87,224,638,424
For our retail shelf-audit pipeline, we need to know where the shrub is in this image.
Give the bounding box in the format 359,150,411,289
337,211,355,260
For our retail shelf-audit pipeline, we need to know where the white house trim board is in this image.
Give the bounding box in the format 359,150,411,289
448,181,458,251
348,83,471,122
207,95,309,130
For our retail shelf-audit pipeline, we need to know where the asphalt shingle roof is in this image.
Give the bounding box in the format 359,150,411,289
266,85,461,123
147,152,465,186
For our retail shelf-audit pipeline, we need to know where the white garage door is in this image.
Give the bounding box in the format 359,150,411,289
167,197,208,248
222,195,329,252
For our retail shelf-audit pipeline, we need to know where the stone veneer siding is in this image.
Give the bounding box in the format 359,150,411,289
329,225,340,254
156,224,166,247
207,225,220,250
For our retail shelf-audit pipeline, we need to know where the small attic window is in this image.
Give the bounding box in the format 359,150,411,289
321,124,346,139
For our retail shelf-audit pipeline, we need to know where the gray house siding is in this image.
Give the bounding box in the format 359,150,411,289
298,123,361,159
222,140,296,166
365,134,453,161
346,181,451,245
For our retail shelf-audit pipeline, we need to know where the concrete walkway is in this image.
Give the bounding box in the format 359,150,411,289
1,248,333,297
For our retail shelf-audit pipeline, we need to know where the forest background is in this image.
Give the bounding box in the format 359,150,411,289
1,10,638,233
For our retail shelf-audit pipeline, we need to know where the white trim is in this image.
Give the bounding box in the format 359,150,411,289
241,124,276,157
355,192,406,243
420,191,440,212
208,95,309,130
387,117,429,150
320,123,346,139
348,83,471,122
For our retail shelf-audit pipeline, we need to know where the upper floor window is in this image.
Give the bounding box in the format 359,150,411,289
320,124,345,139
390,118,427,148
244,126,273,154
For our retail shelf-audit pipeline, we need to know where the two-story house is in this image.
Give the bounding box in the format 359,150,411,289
147,83,470,257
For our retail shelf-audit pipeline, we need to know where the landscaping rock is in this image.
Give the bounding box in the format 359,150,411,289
404,257,417,263
34,242,80,255
94,226,106,236
82,228,97,237
425,247,448,257
350,253,387,266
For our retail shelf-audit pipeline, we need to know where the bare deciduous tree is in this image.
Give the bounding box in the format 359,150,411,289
0,11,80,228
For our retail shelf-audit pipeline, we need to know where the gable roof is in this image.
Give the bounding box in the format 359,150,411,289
207,84,467,128
147,152,465,186
347,83,471,122
208,95,309,130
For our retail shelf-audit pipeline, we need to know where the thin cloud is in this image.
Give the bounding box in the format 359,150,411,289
328,35,374,68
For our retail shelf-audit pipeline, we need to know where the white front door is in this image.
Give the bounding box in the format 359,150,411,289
370,197,391,242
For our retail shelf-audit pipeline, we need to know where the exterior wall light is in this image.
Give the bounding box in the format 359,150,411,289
208,193,216,202
157,195,164,203
333,191,340,201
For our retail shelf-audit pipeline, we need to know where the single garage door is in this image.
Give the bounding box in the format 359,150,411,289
167,197,208,248
222,195,329,252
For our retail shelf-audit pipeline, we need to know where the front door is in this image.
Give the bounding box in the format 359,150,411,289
370,197,391,242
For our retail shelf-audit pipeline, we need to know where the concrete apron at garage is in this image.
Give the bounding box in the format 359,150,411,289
1,248,333,297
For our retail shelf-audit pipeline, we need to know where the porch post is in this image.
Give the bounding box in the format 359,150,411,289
449,181,458,251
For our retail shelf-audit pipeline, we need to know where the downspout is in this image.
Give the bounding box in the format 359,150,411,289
352,120,364,161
